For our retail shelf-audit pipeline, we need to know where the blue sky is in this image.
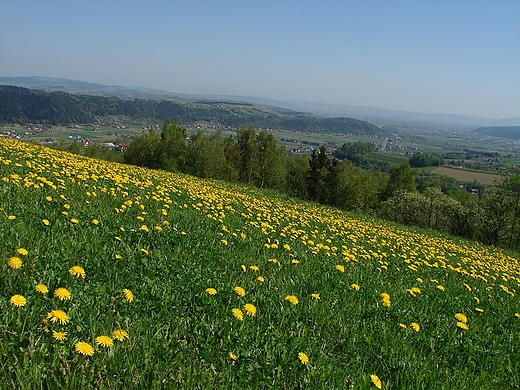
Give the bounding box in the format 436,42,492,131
1,0,519,119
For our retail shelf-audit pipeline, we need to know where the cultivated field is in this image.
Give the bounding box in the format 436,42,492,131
432,166,501,185
1,138,519,389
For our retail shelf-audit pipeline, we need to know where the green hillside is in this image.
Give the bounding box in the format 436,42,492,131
0,85,386,137
473,126,520,140
1,138,519,389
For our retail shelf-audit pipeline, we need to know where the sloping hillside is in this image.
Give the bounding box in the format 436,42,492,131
1,138,519,388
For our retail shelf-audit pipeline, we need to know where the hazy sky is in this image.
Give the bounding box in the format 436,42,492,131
1,1,519,119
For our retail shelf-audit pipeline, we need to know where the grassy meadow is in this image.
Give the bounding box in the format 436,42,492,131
1,137,519,389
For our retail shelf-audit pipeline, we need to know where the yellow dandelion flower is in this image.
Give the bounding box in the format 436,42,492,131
228,352,238,361
75,341,94,356
46,196,53,201
115,254,122,260
244,303,257,316
234,286,246,297
69,265,85,279
257,276,265,282
336,264,345,272
416,278,423,283
8,215,16,220
351,283,360,291
8,256,22,269
35,284,49,294
411,322,421,332
140,225,149,232
52,331,67,341
112,329,129,341
42,219,50,226
123,289,134,302
436,285,445,291
221,239,228,245
16,248,28,256
298,352,309,365
464,283,472,291
47,310,70,325
285,295,299,305
407,287,422,297
70,218,78,224
474,296,480,304
10,294,26,307
475,308,484,313
371,374,382,389
457,322,469,330
380,293,391,307
139,248,148,255
398,323,407,329
241,264,246,272
95,335,114,348
54,287,71,301
63,204,70,209
232,308,244,321
455,313,467,323
268,258,278,263
206,288,217,296
291,259,300,264
92,219,99,225
311,293,320,300
250,265,259,272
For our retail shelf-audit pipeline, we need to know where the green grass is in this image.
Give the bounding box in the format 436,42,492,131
367,152,407,165
1,138,519,389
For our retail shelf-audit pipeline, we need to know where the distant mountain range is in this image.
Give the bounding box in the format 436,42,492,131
1,76,519,127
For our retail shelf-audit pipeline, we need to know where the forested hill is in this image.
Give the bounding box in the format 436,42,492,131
0,85,385,136
473,126,520,140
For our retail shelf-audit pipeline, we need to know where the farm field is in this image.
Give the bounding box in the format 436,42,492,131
1,137,519,389
432,166,501,185
1,123,145,144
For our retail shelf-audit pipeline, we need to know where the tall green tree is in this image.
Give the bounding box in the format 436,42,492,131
185,130,227,180
285,155,310,199
476,191,512,247
159,118,187,172
123,129,162,169
308,146,331,204
498,169,520,250
255,131,286,189
235,125,259,184
382,162,416,200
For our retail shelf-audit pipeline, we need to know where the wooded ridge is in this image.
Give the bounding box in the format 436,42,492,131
0,85,386,136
